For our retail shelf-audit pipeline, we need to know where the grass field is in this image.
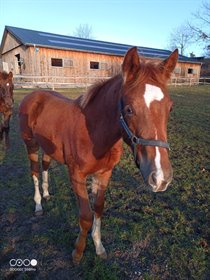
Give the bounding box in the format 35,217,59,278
0,85,209,280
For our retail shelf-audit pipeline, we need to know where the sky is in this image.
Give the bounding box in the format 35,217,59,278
0,0,206,56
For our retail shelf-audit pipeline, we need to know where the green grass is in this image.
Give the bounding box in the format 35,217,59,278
0,85,209,279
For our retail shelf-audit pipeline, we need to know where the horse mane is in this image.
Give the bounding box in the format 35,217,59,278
79,74,122,109
78,57,168,109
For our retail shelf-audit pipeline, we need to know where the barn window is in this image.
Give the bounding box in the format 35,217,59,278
100,62,108,70
64,59,74,68
90,61,99,69
188,68,194,74
51,58,63,67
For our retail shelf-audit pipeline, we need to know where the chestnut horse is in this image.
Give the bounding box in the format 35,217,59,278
0,71,14,137
19,47,178,264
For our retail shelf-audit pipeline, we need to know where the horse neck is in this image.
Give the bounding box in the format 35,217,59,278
83,75,123,156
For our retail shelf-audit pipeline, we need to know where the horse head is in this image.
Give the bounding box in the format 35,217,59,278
0,71,14,108
120,47,178,192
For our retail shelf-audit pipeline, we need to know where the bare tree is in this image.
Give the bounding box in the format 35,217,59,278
189,1,210,56
168,24,194,55
73,24,94,39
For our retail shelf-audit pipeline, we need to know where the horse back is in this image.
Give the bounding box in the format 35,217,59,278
20,89,73,123
19,90,76,163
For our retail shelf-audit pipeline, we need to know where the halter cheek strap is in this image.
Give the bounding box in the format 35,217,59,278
119,99,170,160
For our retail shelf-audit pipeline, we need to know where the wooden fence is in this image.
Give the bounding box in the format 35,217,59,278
13,75,103,90
13,75,210,89
170,77,210,86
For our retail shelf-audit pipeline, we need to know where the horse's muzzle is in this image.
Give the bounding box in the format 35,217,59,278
148,171,172,192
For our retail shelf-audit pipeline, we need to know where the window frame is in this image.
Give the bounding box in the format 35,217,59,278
63,59,74,68
51,58,63,67
90,61,100,70
187,68,194,74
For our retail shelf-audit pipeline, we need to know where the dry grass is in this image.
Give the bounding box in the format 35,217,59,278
0,85,209,279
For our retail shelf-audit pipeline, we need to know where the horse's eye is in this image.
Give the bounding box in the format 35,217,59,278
124,105,133,116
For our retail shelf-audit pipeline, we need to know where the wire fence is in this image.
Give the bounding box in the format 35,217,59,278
13,75,210,89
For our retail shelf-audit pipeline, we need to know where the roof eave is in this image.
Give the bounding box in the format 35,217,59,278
5,26,25,45
24,43,172,59
25,43,127,56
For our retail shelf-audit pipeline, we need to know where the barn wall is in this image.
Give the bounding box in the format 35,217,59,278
1,32,202,84
25,47,201,80
2,33,20,54
1,44,32,74
25,47,123,80
2,43,124,83
174,62,201,78
2,45,201,80
200,58,210,77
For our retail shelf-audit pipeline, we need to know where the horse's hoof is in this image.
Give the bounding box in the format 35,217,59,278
35,210,43,216
98,251,107,260
72,250,83,265
43,195,50,201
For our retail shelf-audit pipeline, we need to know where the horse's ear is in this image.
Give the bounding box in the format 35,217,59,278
159,49,179,80
122,47,140,83
9,71,13,79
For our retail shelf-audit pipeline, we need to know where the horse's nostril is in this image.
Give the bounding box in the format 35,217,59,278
148,171,172,192
148,171,157,186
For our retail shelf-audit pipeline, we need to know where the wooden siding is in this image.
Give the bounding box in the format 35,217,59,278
173,62,201,78
200,58,210,77
2,33,21,54
2,45,30,74
26,47,123,78
1,32,201,83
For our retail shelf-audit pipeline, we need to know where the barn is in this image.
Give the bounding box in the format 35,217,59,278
0,26,202,87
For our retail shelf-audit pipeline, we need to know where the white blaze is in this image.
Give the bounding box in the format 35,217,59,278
144,84,164,108
154,147,164,186
144,84,165,189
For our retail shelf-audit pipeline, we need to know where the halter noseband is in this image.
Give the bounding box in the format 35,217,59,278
119,99,170,160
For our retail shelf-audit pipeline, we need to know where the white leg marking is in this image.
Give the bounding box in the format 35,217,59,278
92,176,99,195
42,171,50,198
91,216,106,256
33,175,43,213
144,84,164,108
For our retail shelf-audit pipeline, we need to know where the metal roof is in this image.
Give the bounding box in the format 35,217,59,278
2,26,200,63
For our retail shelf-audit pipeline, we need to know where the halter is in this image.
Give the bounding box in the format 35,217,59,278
119,99,170,161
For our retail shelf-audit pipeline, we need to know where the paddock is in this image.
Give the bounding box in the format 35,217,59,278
0,85,209,279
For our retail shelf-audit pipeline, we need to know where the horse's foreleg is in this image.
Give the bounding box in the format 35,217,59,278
30,152,43,215
70,171,93,265
26,140,43,216
42,153,51,200
2,110,12,132
91,171,112,259
32,173,43,215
